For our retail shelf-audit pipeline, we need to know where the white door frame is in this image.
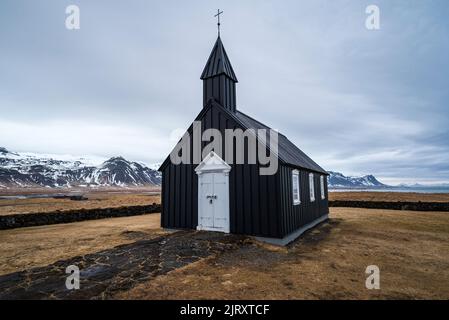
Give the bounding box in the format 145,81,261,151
195,151,231,233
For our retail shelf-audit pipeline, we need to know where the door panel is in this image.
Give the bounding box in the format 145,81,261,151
199,174,214,228
197,172,230,233
212,173,228,230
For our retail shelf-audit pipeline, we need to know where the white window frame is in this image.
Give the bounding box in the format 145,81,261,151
292,169,300,205
320,175,325,200
309,173,315,202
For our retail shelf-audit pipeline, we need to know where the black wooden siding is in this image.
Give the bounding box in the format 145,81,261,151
203,74,236,112
160,103,328,239
278,166,329,237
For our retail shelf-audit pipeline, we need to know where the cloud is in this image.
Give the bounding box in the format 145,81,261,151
0,0,448,184
0,119,173,165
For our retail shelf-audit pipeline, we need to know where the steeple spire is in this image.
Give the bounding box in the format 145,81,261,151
200,37,238,82
201,36,238,112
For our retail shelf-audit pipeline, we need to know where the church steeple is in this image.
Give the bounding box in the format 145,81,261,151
201,36,238,112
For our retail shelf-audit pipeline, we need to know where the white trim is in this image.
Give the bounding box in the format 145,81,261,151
196,151,231,234
320,175,325,200
292,169,300,205
195,151,231,174
309,173,315,202
255,214,329,246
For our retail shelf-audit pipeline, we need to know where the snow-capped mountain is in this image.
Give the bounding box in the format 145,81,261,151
0,147,161,189
328,171,387,189
0,147,389,190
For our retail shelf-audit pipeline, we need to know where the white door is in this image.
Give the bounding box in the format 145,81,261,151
198,173,214,229
211,173,229,231
197,172,230,233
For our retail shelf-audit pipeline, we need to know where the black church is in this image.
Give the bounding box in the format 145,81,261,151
158,31,329,245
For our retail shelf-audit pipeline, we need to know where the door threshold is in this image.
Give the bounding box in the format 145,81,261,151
196,226,229,233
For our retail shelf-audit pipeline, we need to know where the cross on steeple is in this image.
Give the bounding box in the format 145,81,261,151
201,27,238,112
214,9,223,36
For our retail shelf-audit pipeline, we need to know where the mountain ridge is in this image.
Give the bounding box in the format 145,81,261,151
0,147,161,189
327,171,387,188
0,147,395,190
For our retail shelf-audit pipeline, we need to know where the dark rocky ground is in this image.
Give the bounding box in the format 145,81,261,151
0,231,246,299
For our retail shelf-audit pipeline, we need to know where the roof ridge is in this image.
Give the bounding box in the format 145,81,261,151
236,110,288,138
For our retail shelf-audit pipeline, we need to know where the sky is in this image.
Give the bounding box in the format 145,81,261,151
0,0,448,185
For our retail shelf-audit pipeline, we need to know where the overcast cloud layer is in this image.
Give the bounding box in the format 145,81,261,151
1,0,448,185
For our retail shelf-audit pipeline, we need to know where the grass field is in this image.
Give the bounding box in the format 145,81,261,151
0,214,167,275
0,192,160,216
3,191,448,217
329,191,449,202
117,208,449,299
1,205,448,299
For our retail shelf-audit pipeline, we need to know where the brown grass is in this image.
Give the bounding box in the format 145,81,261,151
0,193,160,216
2,191,449,299
117,208,449,300
329,191,449,202
0,214,167,275
3,191,446,217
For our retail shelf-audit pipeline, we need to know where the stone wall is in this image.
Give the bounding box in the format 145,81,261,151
2,200,447,231
0,203,161,230
329,200,449,212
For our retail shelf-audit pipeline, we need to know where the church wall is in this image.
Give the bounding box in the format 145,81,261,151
160,103,283,238
278,165,329,237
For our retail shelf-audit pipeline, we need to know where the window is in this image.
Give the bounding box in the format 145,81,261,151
320,175,325,200
292,170,300,205
309,173,315,202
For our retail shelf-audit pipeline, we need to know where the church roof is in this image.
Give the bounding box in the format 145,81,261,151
158,100,328,175
234,110,328,175
200,37,238,82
